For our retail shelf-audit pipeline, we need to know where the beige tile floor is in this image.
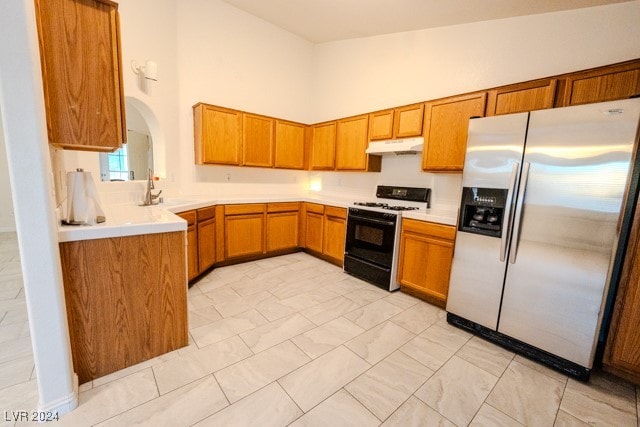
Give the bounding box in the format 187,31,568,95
0,231,639,426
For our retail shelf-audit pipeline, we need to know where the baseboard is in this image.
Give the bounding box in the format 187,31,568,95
37,373,79,417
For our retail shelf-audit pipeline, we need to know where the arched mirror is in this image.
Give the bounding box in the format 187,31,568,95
99,99,154,181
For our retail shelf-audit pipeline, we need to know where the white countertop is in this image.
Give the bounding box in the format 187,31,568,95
58,194,458,242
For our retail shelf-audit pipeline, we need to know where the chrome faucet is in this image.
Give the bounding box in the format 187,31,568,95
143,169,162,206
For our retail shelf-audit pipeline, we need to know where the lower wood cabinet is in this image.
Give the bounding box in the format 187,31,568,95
301,203,346,266
266,203,299,252
303,203,325,254
177,210,199,281
397,218,456,308
197,206,216,272
59,232,188,383
322,206,347,263
224,204,266,259
604,198,640,384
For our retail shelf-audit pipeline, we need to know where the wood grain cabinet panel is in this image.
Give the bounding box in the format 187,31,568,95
304,209,324,253
243,113,274,167
178,210,198,281
310,122,337,170
59,232,188,383
274,120,306,169
323,207,347,264
267,212,299,252
225,204,266,259
486,79,557,116
422,93,487,172
194,104,243,165
561,62,640,106
35,0,126,151
604,198,640,384
393,103,425,138
398,219,456,308
336,115,381,172
368,109,394,140
197,218,215,272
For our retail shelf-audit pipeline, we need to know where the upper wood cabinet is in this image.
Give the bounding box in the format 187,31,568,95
422,93,487,172
560,61,640,106
336,115,381,172
310,122,337,170
393,103,425,138
368,109,395,140
370,104,425,140
194,104,242,165
486,79,558,116
242,113,274,167
35,0,126,151
274,120,306,170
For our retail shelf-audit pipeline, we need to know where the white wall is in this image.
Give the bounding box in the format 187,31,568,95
0,113,16,231
175,0,314,190
311,1,640,122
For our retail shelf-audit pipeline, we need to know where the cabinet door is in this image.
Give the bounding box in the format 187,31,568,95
422,93,487,172
486,79,557,116
194,104,242,165
336,115,370,171
225,214,265,258
369,109,394,140
398,223,455,307
243,113,274,167
305,212,324,253
310,122,336,170
267,212,299,252
35,0,125,151
197,218,215,273
393,103,425,138
274,120,306,169
185,226,199,281
323,211,346,263
561,62,640,106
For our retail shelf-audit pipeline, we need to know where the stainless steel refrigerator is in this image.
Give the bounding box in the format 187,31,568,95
446,98,640,379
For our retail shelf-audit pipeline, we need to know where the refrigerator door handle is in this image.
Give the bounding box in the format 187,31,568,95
500,162,520,262
509,162,530,264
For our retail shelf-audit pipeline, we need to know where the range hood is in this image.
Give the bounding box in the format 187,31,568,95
365,136,424,155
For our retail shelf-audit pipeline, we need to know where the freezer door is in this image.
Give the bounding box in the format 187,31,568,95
446,113,528,329
498,99,640,368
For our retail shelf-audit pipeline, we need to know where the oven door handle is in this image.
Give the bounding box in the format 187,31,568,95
344,254,392,272
348,214,396,227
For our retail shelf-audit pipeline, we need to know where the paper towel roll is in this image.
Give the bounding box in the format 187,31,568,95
65,169,105,225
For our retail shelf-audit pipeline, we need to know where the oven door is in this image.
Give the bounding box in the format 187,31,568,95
344,209,398,289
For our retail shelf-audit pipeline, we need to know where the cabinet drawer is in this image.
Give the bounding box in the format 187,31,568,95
267,202,299,213
324,206,347,219
177,210,197,226
225,203,266,215
197,205,216,222
402,218,455,241
305,203,325,214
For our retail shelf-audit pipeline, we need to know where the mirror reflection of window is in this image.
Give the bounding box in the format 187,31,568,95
99,130,153,181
